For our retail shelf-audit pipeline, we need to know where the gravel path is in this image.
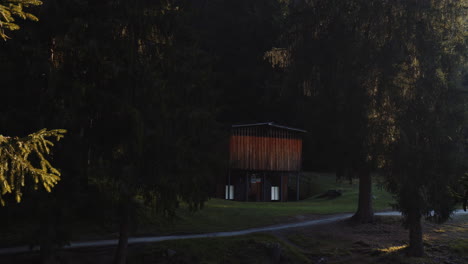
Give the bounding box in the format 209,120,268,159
1,210,466,255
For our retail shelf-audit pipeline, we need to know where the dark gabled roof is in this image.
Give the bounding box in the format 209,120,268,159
232,122,307,133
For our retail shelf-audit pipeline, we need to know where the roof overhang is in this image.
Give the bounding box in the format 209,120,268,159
232,122,307,133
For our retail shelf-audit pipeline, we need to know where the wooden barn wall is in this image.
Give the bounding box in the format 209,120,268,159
229,127,303,171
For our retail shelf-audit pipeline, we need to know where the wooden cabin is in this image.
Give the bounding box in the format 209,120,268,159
223,122,306,202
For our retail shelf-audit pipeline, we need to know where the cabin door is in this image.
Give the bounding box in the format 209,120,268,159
249,174,262,201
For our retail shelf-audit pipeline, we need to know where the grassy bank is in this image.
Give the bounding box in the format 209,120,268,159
0,172,394,246
4,215,467,264
137,172,393,235
128,233,310,264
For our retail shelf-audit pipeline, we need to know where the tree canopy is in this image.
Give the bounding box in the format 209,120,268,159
287,0,467,256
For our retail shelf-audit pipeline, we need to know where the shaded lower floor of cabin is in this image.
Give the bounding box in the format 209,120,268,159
216,170,300,202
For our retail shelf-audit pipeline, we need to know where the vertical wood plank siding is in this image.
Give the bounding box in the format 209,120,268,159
229,126,303,171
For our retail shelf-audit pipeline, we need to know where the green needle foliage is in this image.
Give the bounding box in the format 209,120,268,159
0,0,42,40
0,128,66,205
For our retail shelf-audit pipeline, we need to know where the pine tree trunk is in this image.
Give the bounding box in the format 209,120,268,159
40,212,56,264
40,242,55,264
351,166,374,223
114,199,130,264
407,209,424,257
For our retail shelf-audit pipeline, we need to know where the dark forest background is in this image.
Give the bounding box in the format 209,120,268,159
0,0,467,262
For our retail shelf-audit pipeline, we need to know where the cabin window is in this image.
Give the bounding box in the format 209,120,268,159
271,186,279,201
225,185,234,200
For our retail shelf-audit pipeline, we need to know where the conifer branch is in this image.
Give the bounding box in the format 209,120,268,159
0,0,42,40
0,128,66,205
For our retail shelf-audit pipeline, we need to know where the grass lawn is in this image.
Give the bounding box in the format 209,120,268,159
127,233,310,264
0,172,394,247
137,172,394,235
1,233,311,264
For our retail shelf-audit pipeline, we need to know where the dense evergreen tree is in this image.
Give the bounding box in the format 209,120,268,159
288,0,467,255
1,0,226,262
288,0,396,223
377,0,467,256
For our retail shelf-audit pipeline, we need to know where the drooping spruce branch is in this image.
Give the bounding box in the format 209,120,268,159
0,0,43,40
0,128,66,205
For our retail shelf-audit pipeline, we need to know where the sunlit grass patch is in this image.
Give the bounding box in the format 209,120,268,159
378,244,407,253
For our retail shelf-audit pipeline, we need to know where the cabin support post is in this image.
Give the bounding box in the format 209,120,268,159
296,172,300,201
280,173,283,202
262,172,266,201
245,173,249,201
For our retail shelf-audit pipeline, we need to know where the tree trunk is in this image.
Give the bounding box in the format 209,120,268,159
40,241,55,264
40,211,56,264
114,199,130,264
351,165,373,223
407,209,424,257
